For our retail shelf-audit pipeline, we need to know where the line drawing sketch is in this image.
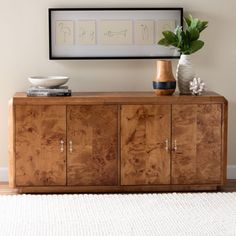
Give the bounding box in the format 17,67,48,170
135,20,154,45
77,21,96,45
100,20,132,45
59,23,71,43
79,28,95,41
104,29,128,38
55,21,74,45
140,24,149,40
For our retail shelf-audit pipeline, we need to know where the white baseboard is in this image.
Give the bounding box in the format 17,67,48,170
227,165,236,179
0,167,8,182
1,166,236,182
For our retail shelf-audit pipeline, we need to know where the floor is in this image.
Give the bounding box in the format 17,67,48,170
1,192,236,235
0,180,236,195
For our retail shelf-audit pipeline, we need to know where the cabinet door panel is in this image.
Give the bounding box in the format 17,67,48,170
172,104,222,184
15,105,66,186
67,105,118,186
121,105,171,185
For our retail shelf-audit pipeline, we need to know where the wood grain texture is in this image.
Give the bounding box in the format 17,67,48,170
222,101,228,185
117,105,121,186
9,92,227,193
15,105,66,186
8,99,15,187
67,105,118,186
121,105,171,185
172,104,222,185
12,92,227,106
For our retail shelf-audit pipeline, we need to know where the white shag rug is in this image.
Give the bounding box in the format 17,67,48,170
0,193,236,236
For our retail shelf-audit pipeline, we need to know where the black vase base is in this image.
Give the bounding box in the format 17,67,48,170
153,81,176,96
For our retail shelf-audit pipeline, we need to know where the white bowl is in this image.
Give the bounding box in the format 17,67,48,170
28,76,69,88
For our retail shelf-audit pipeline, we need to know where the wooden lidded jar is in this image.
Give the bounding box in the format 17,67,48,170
153,60,176,96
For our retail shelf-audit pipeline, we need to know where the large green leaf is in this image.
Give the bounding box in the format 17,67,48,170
189,40,204,54
184,31,191,50
184,17,191,27
188,28,200,41
157,14,208,55
158,38,171,46
190,18,200,28
197,21,208,32
175,26,182,47
162,31,178,44
185,15,193,25
179,31,187,52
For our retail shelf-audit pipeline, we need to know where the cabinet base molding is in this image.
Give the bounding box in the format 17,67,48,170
16,185,219,194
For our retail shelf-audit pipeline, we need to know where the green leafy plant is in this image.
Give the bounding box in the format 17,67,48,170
158,15,208,55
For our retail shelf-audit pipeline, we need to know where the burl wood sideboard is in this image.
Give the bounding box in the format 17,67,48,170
8,92,228,193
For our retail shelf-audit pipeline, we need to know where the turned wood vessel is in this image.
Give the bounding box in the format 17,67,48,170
153,60,176,96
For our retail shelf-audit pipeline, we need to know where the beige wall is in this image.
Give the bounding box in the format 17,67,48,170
1,0,235,168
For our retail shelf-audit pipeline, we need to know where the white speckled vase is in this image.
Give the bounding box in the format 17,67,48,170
176,55,196,94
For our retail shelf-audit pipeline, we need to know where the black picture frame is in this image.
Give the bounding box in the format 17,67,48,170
49,8,183,60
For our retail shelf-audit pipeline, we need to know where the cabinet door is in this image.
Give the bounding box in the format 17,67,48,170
67,105,118,186
172,104,222,184
15,105,66,186
121,105,171,185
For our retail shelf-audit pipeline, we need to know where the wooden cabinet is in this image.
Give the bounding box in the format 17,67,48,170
67,105,118,186
15,105,66,186
9,92,228,193
13,105,118,187
172,104,222,185
121,105,171,185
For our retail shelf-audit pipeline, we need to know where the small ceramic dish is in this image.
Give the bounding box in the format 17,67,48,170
28,76,69,88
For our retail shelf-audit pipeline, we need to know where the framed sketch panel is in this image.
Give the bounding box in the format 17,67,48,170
49,8,183,59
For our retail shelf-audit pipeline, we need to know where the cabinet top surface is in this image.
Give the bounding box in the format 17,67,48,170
12,91,227,105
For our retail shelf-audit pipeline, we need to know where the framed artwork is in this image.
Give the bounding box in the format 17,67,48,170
49,8,183,59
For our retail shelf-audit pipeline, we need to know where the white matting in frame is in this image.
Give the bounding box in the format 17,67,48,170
49,8,183,59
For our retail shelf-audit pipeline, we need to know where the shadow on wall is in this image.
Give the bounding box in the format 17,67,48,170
228,101,236,165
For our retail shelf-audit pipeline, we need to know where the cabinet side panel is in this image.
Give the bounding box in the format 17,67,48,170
15,105,66,186
121,105,171,185
8,99,15,187
196,104,222,183
222,101,228,185
172,105,197,184
67,105,118,186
